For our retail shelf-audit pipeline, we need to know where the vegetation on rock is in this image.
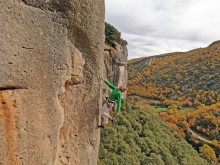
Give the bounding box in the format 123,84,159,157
105,22,127,48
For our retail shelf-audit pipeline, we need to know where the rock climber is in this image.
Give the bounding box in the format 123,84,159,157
98,77,127,128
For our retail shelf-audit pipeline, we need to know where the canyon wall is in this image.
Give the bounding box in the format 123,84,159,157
0,0,104,164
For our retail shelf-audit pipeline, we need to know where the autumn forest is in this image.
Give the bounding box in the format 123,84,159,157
128,41,220,163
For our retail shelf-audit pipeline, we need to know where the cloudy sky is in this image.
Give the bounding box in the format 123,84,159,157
105,0,220,59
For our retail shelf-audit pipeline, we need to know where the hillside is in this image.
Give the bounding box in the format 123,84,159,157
98,102,208,165
128,41,220,103
127,41,220,164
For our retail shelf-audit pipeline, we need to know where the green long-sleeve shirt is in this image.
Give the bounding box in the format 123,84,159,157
105,80,122,112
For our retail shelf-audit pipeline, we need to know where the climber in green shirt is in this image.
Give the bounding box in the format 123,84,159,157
98,77,127,128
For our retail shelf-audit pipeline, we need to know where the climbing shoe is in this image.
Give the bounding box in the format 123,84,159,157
111,117,115,125
98,125,105,128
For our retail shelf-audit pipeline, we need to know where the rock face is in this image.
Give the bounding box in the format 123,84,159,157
103,43,128,99
0,0,104,165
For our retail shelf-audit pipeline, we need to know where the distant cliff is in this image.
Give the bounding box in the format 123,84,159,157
103,43,128,99
0,0,104,165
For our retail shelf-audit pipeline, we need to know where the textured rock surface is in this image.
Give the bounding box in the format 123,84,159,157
0,0,104,164
103,43,128,99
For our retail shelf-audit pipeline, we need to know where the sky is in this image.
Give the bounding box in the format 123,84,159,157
105,0,220,59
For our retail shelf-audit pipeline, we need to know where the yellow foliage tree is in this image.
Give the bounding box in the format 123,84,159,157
199,144,217,162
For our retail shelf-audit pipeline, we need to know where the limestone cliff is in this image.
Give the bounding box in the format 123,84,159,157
103,43,128,99
0,0,104,165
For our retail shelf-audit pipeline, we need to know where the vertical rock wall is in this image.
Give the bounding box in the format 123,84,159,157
0,0,104,165
103,43,128,99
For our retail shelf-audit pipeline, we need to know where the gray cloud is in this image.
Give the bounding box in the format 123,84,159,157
105,0,220,59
